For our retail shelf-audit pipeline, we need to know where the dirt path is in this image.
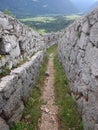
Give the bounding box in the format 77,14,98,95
38,54,58,130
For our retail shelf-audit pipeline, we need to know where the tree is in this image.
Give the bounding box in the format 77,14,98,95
4,9,15,17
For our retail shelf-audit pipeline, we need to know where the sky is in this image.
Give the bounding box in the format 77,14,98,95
71,0,96,11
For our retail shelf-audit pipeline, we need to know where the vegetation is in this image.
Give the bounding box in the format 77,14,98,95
4,9,15,17
0,0,78,18
47,44,57,55
0,66,11,78
20,15,80,34
77,31,81,38
54,54,83,130
12,58,29,69
11,45,83,130
11,48,50,130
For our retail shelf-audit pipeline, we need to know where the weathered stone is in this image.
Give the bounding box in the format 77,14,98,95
8,102,24,126
82,20,90,34
90,22,98,47
0,117,9,130
58,7,98,130
78,32,89,50
0,51,44,126
44,32,59,48
85,45,98,77
0,75,18,99
95,124,98,130
0,12,45,71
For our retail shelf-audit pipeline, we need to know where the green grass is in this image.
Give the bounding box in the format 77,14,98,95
20,16,56,23
0,66,11,78
47,44,57,55
11,54,48,130
11,45,83,130
65,15,81,20
19,15,81,34
10,45,57,130
54,55,83,130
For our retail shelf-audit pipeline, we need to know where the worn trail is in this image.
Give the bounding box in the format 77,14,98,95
38,54,58,130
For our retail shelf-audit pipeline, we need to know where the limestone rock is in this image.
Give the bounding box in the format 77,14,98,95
8,102,24,126
58,7,98,130
82,20,90,34
90,22,98,47
0,11,45,71
0,117,9,130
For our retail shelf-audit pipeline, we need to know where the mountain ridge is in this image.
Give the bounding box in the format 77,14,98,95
0,0,78,18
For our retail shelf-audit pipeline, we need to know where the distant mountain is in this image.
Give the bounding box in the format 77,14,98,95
0,0,78,18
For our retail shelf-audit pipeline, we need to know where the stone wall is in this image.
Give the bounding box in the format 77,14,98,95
44,32,59,48
0,51,44,130
0,12,46,130
58,8,98,130
0,12,45,72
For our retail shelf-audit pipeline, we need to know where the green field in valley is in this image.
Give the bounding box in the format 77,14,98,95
20,15,81,34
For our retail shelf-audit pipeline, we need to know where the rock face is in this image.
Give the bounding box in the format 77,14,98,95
58,8,98,130
0,11,45,71
44,32,59,48
0,51,44,129
0,12,45,129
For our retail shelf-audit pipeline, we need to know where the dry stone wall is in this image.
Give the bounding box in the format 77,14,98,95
44,32,59,48
0,51,44,130
0,11,45,72
0,12,46,130
58,8,98,130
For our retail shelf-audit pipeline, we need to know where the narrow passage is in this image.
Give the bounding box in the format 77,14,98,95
39,54,58,130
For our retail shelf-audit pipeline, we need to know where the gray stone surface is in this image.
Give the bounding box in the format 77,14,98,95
1,7,98,130
0,117,9,130
44,32,59,48
0,11,46,129
0,50,44,128
0,12,45,71
58,8,98,130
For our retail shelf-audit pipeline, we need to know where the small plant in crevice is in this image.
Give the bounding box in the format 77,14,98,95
0,55,4,60
12,58,29,69
77,31,81,38
0,66,11,78
68,54,70,61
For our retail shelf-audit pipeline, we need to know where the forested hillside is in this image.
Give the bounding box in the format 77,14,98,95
0,0,78,18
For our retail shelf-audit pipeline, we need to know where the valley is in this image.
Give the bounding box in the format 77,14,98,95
20,15,80,34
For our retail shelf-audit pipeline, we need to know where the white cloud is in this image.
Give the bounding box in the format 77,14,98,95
32,0,39,2
43,4,48,8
